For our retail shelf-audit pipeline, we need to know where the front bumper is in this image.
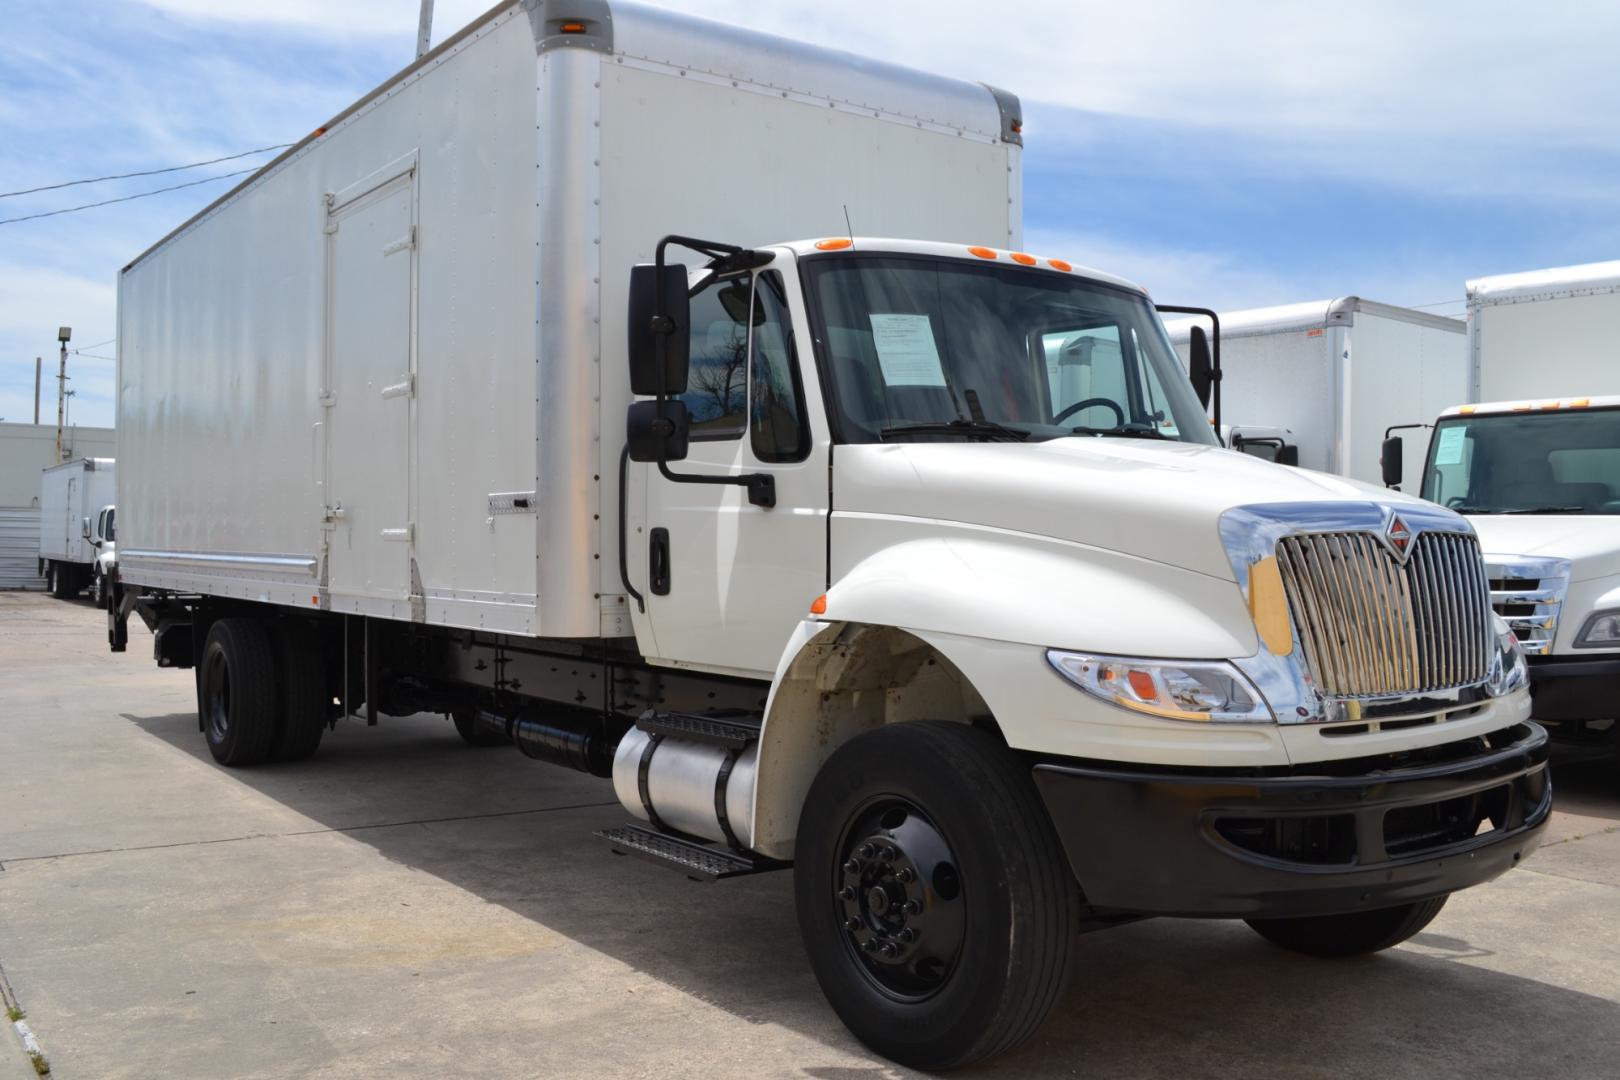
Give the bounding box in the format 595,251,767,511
1528,655,1620,724
1032,722,1550,918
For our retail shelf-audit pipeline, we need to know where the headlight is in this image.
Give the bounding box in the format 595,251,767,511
1575,610,1620,649
1485,614,1529,697
1046,650,1275,723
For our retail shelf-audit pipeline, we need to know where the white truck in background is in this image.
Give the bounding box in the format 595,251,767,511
1167,298,1467,488
1382,260,1620,768
38,457,115,600
108,2,1548,1067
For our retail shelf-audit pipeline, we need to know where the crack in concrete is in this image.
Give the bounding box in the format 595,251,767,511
0,799,618,870
1538,822,1620,849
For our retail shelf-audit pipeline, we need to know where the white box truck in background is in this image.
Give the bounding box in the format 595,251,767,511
1382,260,1620,769
38,457,115,599
109,2,1547,1066
1167,298,1467,489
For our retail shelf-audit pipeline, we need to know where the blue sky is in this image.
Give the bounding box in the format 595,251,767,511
3,0,1618,428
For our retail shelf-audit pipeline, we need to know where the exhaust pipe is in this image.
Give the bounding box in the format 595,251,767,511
475,706,616,777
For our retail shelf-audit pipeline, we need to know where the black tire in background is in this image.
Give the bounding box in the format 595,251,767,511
199,618,279,767
453,710,508,747
270,621,327,762
92,571,105,608
794,721,1078,1071
48,563,70,599
1245,895,1449,958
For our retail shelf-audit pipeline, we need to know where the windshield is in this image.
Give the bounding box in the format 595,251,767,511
1422,407,1620,515
801,254,1216,445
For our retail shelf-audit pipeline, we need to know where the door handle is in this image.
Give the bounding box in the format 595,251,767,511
649,527,670,596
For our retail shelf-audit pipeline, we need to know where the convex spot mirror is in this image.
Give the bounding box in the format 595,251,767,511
627,263,690,396
626,399,692,463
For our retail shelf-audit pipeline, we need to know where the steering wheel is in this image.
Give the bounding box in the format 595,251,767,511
1053,397,1126,427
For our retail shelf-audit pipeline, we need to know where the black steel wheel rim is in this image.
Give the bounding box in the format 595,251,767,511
205,650,231,743
833,796,966,1001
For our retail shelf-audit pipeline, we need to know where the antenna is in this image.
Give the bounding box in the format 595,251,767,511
842,204,855,248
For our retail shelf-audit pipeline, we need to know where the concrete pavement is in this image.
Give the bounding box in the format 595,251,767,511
2,591,1617,1078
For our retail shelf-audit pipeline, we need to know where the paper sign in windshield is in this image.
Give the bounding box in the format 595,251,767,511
869,314,947,387
1433,425,1467,466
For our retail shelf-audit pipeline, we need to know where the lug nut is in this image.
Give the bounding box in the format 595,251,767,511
879,942,899,958
858,843,875,859
844,858,861,874
880,846,897,862
896,867,915,884
844,916,862,931
861,939,878,953
903,899,922,915
840,885,856,900
897,928,916,943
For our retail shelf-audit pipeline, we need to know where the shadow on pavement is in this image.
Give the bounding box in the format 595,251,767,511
123,708,1620,1078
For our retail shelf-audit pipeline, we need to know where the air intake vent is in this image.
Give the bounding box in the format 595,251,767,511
1274,531,1491,697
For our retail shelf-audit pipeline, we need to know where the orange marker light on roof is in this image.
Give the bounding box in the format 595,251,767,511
815,237,853,250
967,246,998,260
1047,258,1072,272
1570,398,1591,407
1540,400,1561,410
1010,252,1036,266
1512,403,1531,411
1459,405,1476,414
810,594,827,615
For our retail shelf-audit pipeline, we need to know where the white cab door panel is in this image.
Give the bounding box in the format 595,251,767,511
639,266,827,677
325,166,416,605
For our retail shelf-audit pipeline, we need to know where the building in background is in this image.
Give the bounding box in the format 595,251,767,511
0,423,115,589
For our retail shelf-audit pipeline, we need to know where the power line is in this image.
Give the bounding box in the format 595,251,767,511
75,338,115,352
72,352,117,362
0,167,261,226
0,143,291,200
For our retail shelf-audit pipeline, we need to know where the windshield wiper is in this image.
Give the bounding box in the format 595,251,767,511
1068,423,1172,441
879,419,1030,443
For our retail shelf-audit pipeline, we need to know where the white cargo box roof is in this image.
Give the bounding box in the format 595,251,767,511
1467,259,1620,307
1163,297,1462,341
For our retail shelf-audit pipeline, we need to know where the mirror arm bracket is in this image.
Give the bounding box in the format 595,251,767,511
656,459,776,509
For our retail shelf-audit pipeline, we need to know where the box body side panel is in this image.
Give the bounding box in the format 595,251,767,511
1474,292,1620,402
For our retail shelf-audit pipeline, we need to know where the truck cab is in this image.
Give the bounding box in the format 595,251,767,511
90,504,116,606
1399,397,1620,763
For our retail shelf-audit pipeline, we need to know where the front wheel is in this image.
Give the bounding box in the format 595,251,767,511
1245,895,1449,958
92,570,105,608
794,721,1077,1071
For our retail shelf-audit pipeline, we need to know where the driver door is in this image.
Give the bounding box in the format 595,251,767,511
636,265,828,677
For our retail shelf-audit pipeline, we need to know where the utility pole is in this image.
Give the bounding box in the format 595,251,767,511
416,0,434,58
34,356,41,424
55,326,71,462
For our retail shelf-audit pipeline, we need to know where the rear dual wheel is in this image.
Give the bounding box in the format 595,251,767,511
794,721,1077,1071
200,618,327,766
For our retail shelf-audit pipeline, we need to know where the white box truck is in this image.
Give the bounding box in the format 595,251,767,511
1381,260,1620,769
38,457,115,599
1166,298,1468,489
110,2,1548,1067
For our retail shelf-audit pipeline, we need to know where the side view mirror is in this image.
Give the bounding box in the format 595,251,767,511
1275,444,1300,467
81,516,92,540
626,399,691,463
627,263,691,396
1380,435,1403,488
1187,326,1213,409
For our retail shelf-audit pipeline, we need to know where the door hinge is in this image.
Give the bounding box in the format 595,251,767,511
318,390,337,407
380,524,415,543
380,374,414,400
381,226,416,256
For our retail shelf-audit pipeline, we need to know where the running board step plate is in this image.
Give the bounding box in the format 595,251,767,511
635,710,761,750
597,824,762,881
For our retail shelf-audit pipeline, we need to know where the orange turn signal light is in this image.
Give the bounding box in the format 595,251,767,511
815,237,853,251
810,594,827,615
560,21,586,33
967,246,998,260
1125,669,1158,701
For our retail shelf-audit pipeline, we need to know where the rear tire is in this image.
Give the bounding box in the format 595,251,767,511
269,622,327,762
794,721,1077,1071
48,563,71,599
1245,895,1449,958
199,619,279,767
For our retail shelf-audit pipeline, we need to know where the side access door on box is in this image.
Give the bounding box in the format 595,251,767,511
322,154,419,614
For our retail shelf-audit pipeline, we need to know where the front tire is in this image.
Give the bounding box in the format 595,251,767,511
199,619,279,766
92,570,105,608
1245,895,1449,957
794,721,1077,1071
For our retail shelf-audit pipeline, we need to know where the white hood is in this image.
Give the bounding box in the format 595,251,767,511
834,438,1436,580
1468,515,1620,584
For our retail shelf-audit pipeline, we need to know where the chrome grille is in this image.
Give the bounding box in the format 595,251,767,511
1274,531,1491,697
1484,556,1571,656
